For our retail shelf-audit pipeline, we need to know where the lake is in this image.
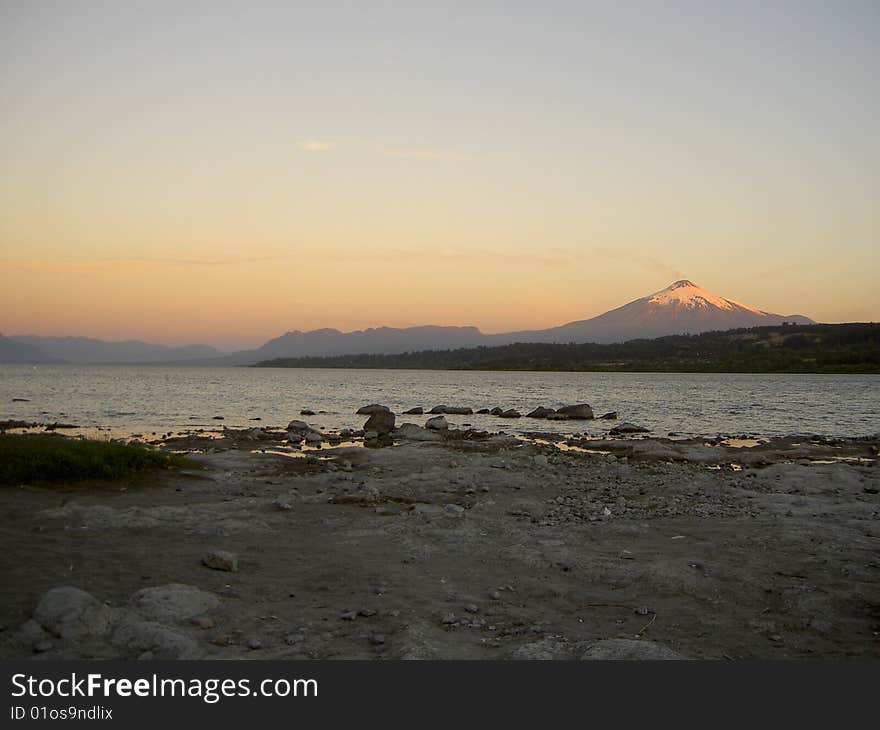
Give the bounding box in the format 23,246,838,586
1,365,877,439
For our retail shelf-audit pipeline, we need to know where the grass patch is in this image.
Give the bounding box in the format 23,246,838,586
0,434,184,485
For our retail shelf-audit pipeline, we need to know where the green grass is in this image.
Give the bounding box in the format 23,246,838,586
0,434,183,485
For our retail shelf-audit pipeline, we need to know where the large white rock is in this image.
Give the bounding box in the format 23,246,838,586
129,584,219,623
111,618,201,659
34,586,115,639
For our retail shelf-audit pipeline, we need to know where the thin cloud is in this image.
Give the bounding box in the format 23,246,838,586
300,139,335,152
377,145,483,162
1,255,278,273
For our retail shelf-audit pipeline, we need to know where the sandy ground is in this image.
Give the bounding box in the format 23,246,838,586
1,426,878,660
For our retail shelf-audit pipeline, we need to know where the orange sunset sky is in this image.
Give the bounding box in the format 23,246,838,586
1,1,878,349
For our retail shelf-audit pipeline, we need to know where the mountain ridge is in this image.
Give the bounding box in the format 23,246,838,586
2,281,814,364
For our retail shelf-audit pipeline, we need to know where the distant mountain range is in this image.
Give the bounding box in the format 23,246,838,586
1,335,221,364
1,281,815,364
224,280,813,363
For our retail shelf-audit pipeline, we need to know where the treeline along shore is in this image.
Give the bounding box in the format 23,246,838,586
253,323,880,374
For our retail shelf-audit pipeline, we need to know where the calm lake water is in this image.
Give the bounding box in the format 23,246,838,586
1,365,878,439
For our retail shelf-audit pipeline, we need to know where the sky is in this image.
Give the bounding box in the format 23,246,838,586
1,0,878,349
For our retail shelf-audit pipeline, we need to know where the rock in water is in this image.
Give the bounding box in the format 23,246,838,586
356,404,390,415
580,639,686,660
526,407,556,419
403,407,424,415
556,403,594,420
33,586,114,639
599,411,618,420
202,550,239,572
364,409,396,435
499,409,522,418
444,406,473,415
425,416,449,430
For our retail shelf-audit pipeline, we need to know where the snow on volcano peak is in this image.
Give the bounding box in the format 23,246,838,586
645,281,763,314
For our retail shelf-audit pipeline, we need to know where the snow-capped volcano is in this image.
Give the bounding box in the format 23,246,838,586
493,280,814,345
645,280,763,313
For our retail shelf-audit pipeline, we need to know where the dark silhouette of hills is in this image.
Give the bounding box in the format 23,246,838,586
254,323,880,374
0,334,61,363
5,336,221,364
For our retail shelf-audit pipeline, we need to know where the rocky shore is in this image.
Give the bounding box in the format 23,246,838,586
1,404,878,660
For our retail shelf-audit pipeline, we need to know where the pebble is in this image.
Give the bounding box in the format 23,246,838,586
202,550,239,572
247,638,262,650
464,603,480,614
340,611,357,621
33,640,53,654
285,634,305,645
441,613,457,625
357,608,377,617
489,590,502,600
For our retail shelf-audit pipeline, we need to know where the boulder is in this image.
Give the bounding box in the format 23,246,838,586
499,409,522,418
425,416,449,430
287,420,323,444
489,407,504,416
364,409,396,435
429,405,449,414
394,423,443,441
610,422,650,435
33,586,115,640
202,550,238,572
580,639,686,660
526,407,556,419
403,407,424,415
476,408,491,414
556,404,594,420
130,584,220,623
357,404,390,415
111,618,201,659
